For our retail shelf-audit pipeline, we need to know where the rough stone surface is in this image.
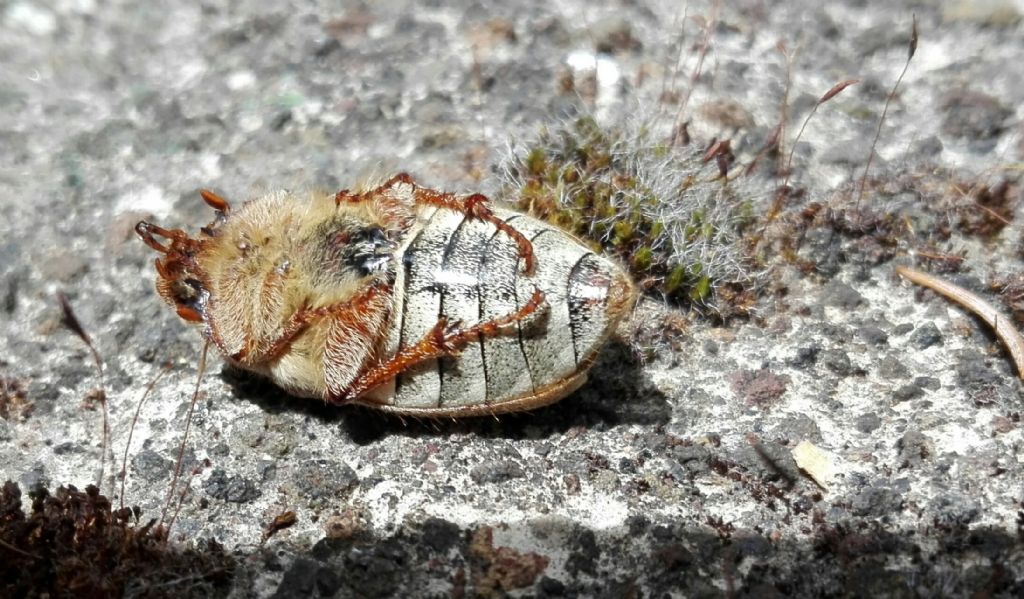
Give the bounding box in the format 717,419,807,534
1,0,1023,596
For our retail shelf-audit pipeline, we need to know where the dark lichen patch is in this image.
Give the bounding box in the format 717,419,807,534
730,368,790,407
0,482,234,597
500,116,765,316
939,89,1014,142
203,469,261,504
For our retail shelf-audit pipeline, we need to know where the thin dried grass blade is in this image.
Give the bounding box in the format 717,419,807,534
820,79,858,104
57,291,94,349
909,15,918,60
897,266,1024,380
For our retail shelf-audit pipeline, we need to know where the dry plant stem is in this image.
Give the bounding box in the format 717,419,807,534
783,80,859,190
0,537,41,560
119,363,172,510
858,15,917,207
896,266,1024,380
98,385,110,492
672,0,719,135
659,4,689,115
774,42,796,176
752,79,856,253
974,202,1012,226
56,291,110,493
166,469,200,533
160,341,209,529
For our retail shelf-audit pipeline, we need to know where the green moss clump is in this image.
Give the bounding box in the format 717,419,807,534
500,115,764,315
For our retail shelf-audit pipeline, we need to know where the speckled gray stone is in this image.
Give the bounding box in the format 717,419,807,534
2,0,1023,596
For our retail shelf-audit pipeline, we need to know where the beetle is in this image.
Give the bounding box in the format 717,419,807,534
135,173,637,416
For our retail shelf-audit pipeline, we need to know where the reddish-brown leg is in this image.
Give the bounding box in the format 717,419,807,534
335,173,417,230
199,189,231,213
135,222,192,254
337,173,537,275
233,282,391,366
409,186,537,276
330,287,546,403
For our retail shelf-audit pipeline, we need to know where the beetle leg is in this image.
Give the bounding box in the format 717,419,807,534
331,287,545,404
335,173,416,205
409,186,537,276
135,221,191,254
233,282,390,367
335,173,417,231
342,173,537,276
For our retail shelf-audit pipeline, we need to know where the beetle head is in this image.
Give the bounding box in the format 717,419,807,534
135,189,230,324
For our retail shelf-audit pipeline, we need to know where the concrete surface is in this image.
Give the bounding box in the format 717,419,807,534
1,0,1023,596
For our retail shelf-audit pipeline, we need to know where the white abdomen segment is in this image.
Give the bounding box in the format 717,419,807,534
377,206,632,414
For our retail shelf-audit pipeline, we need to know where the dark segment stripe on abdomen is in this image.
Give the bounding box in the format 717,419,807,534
393,208,464,408
512,227,589,390
435,216,492,408
391,206,618,410
567,254,612,366
477,215,535,405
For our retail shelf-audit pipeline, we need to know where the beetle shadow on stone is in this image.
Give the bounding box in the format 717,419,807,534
468,339,672,439
221,338,670,445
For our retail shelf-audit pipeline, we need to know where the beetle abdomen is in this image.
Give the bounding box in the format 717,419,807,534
367,205,635,415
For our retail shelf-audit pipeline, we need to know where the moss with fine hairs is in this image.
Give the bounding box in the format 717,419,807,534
500,115,765,315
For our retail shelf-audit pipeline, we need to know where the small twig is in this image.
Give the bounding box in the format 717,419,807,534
896,266,1024,379
857,15,917,207
0,538,40,560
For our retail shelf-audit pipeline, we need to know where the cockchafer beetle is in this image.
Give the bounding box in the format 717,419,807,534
136,173,637,416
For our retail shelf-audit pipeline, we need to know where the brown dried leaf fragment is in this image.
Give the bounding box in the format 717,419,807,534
897,266,1024,380
470,526,549,595
262,510,297,544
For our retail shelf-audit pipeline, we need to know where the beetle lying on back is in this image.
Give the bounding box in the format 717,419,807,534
136,173,637,416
